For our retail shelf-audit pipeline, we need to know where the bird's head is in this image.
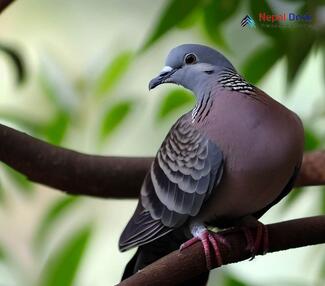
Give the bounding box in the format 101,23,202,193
149,44,235,93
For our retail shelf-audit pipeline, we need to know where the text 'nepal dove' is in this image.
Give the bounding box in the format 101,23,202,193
119,44,304,285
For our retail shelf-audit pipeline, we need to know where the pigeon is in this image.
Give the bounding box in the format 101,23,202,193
119,44,304,284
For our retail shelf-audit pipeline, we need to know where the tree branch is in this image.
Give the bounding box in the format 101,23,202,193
0,124,325,198
0,0,15,14
118,215,325,286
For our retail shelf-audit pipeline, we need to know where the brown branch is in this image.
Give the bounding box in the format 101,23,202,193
0,0,15,14
0,124,151,198
118,215,325,286
0,124,325,198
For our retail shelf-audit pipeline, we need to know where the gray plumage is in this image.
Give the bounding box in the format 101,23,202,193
119,44,304,279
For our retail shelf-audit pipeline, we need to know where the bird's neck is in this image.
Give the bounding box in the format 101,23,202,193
191,88,214,123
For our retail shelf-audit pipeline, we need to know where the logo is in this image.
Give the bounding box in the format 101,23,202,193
241,15,256,28
240,13,312,29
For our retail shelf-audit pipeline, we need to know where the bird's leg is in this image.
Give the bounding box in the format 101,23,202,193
180,222,228,270
239,216,269,259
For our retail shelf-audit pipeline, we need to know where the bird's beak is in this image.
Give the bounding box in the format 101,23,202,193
149,66,176,90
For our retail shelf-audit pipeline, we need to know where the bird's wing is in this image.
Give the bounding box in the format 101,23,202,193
119,114,223,251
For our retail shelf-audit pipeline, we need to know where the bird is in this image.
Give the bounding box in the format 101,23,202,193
119,44,304,284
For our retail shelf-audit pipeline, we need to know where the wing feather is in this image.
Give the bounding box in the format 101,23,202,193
119,114,223,251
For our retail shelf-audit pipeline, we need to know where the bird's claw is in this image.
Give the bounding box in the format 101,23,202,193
241,222,269,259
180,230,229,270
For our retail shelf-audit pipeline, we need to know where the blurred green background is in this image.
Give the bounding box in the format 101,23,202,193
0,0,324,285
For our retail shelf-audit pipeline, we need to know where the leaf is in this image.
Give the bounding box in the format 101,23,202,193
3,165,33,195
39,225,92,286
95,51,133,98
304,128,321,151
42,111,70,145
249,0,285,42
157,89,194,120
321,187,325,214
285,29,315,85
223,273,248,286
142,0,201,51
0,243,7,261
34,196,80,252
100,100,133,140
40,54,79,113
282,187,304,211
241,43,283,84
0,181,5,204
0,43,26,85
203,0,240,49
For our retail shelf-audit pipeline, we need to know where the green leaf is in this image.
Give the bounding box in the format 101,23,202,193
157,89,194,120
142,0,201,51
42,111,70,145
3,165,33,195
282,187,304,211
223,273,248,286
100,100,133,140
0,43,26,85
40,54,79,113
321,187,325,214
34,196,80,252
0,243,7,261
39,225,92,286
95,51,133,98
202,0,240,49
0,181,5,204
304,128,321,151
241,43,283,84
285,29,314,85
249,0,284,41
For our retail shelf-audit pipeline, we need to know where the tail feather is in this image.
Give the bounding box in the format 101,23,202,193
121,230,209,286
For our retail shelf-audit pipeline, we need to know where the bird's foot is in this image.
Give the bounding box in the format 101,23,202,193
180,230,229,270
241,221,269,260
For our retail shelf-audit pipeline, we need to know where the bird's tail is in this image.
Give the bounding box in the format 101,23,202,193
121,230,209,286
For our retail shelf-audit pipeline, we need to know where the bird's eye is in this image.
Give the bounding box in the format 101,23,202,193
184,53,197,65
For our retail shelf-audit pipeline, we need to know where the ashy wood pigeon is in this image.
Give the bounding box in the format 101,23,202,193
119,44,304,284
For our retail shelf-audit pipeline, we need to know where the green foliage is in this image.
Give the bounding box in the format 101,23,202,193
223,273,248,286
142,0,201,50
1,1,325,285
321,188,325,214
242,43,283,84
157,89,194,120
283,187,303,211
0,181,5,204
304,128,321,151
100,100,133,140
3,165,33,194
0,243,7,261
39,225,92,286
0,43,26,85
39,57,78,114
249,0,284,42
34,196,80,252
203,0,240,49
42,111,70,145
95,51,134,98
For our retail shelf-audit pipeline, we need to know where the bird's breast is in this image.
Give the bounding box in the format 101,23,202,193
193,91,304,222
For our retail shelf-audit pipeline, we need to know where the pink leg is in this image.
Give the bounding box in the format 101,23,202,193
180,230,226,270
242,222,269,259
